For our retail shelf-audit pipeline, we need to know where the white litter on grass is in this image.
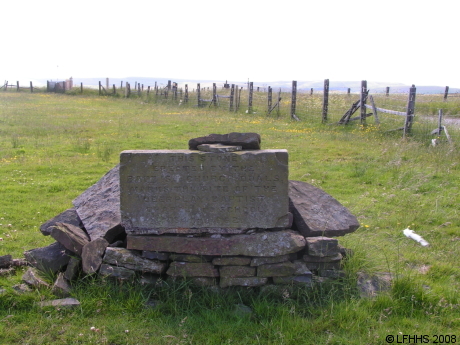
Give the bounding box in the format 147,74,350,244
403,228,429,246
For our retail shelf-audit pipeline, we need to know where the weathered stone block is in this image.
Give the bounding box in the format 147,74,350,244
82,238,109,274
22,267,50,288
24,242,71,274
305,261,341,271
52,273,71,297
272,275,313,285
302,253,343,263
0,254,12,268
289,180,360,237
197,144,242,153
64,257,81,281
37,298,80,309
166,262,219,277
127,230,306,257
170,254,211,263
293,260,313,276
250,255,290,267
257,262,296,277
189,132,261,150
99,264,135,280
318,270,346,279
219,266,256,278
40,208,83,236
142,251,170,261
73,165,124,243
304,237,340,257
103,247,166,274
220,277,268,288
120,150,289,233
212,257,252,266
50,222,90,256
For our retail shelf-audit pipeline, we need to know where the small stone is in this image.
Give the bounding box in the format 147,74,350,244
212,257,251,266
37,298,80,309
233,304,253,318
303,253,343,263
24,242,71,273
190,277,217,286
51,273,72,297
0,267,15,277
250,255,290,267
22,267,50,288
304,237,340,257
142,251,170,261
293,260,313,276
170,254,211,263
50,222,90,256
13,283,32,294
318,270,346,279
99,264,135,280
304,261,341,271
166,262,218,277
64,257,81,281
220,277,268,288
272,275,313,285
103,247,167,274
219,266,256,278
139,273,162,287
82,238,109,274
357,272,393,298
0,254,13,268
257,262,296,277
197,144,242,152
144,299,162,309
40,208,83,236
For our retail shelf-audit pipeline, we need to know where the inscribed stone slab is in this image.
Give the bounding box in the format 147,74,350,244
120,150,289,233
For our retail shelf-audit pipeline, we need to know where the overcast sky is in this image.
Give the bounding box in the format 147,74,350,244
3,0,459,87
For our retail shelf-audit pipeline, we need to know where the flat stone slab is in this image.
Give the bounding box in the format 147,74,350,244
50,222,90,256
197,144,242,153
257,262,296,277
24,242,71,273
37,298,80,309
166,262,219,277
219,266,256,278
212,257,252,266
289,180,360,237
304,237,340,257
99,264,135,280
102,247,167,274
120,150,289,233
189,132,261,150
40,208,83,236
72,165,124,243
22,267,50,288
220,277,268,288
127,230,306,257
82,238,109,274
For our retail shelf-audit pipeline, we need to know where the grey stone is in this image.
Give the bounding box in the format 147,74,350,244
139,273,162,287
37,298,80,309
338,245,354,258
52,273,71,297
99,264,135,280
50,222,90,256
24,242,71,273
197,144,242,153
40,208,83,236
108,240,125,248
73,165,124,243
188,132,261,150
142,251,170,261
82,238,109,274
11,259,28,267
170,254,211,263
233,304,253,318
304,261,341,271
103,247,166,274
318,270,346,279
120,150,289,233
166,262,219,277
250,255,290,267
220,277,268,288
64,257,81,281
13,283,32,294
303,253,343,263
219,266,256,278
293,260,313,276
212,257,251,266
289,180,360,237
0,254,12,268
272,275,313,285
304,237,340,257
0,267,15,276
127,230,306,257
22,267,50,288
357,272,393,298
190,277,217,286
0,288,6,295
257,262,296,277
145,299,162,309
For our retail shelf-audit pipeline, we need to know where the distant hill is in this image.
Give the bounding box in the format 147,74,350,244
33,77,460,94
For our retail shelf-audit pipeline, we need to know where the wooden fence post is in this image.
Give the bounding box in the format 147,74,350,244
229,84,234,111
403,85,417,137
248,82,253,113
99,81,102,95
197,83,201,107
267,86,272,114
81,82,83,93
212,83,217,106
47,81,49,92
184,84,189,103
386,87,390,96
137,84,141,97
369,95,380,125
113,84,116,94
360,80,367,125
310,88,313,95
322,79,329,123
234,85,239,112
106,78,109,91
291,80,297,120
30,81,33,93
347,88,350,95
16,81,19,92
120,81,123,89
444,86,449,101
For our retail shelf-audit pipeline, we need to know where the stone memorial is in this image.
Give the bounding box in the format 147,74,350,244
18,132,361,293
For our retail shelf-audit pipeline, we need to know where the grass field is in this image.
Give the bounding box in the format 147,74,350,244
0,90,459,344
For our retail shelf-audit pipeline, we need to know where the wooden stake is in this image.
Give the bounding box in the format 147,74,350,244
360,80,367,125
30,81,33,93
322,79,329,123
248,82,253,113
197,83,201,107
291,80,298,120
444,86,449,101
403,86,417,137
369,95,380,125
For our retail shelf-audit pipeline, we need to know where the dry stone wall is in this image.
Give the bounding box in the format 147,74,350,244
19,133,360,293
